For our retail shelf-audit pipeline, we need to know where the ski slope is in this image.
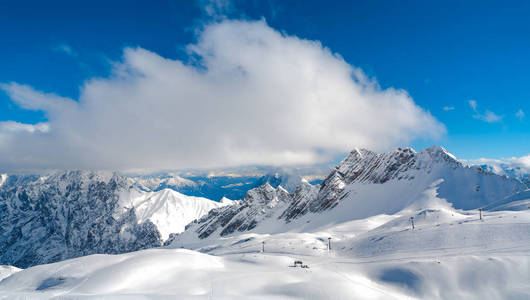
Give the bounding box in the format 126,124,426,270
1,205,529,299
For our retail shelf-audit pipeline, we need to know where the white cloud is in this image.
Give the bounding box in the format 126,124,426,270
468,99,502,123
0,121,50,166
0,121,49,133
443,106,455,111
516,109,525,120
480,111,503,123
0,19,445,171
0,82,77,114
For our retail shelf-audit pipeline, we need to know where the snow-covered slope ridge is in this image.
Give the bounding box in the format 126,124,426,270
179,146,526,241
120,188,230,240
0,171,227,268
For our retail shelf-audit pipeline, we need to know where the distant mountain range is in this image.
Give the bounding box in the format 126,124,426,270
127,166,329,200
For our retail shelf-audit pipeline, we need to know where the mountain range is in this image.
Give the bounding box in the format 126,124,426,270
0,146,528,268
173,146,527,245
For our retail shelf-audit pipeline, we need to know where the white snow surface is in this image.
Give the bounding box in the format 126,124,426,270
1,205,529,299
0,266,20,281
120,188,231,240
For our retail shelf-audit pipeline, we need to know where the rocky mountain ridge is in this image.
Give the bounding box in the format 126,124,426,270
176,146,527,243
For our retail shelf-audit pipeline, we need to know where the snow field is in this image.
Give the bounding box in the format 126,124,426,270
2,205,529,299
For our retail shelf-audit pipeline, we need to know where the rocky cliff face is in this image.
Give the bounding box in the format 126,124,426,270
308,146,525,213
308,146,456,212
190,183,295,239
0,171,160,268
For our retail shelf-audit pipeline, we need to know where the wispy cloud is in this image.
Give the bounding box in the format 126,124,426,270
52,43,77,57
198,0,233,18
0,121,49,133
516,109,525,120
468,99,477,111
443,106,455,111
468,99,502,123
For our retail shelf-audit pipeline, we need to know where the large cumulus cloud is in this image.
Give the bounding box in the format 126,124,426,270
0,20,445,171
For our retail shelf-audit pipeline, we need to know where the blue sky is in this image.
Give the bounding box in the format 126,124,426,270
0,0,529,171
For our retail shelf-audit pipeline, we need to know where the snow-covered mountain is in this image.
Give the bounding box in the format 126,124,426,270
1,146,526,269
0,171,227,268
1,146,530,299
119,188,232,240
175,146,527,244
308,146,525,212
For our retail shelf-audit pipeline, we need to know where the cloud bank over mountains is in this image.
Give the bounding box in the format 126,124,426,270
467,155,530,179
0,20,444,171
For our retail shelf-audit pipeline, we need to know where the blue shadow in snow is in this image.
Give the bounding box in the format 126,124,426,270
379,268,421,292
36,277,66,290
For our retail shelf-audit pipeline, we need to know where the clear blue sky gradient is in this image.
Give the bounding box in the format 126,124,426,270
1,0,529,159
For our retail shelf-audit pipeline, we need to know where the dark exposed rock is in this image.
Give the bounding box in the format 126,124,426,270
0,171,162,268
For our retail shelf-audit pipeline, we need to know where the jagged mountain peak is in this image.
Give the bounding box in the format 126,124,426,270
333,145,465,186
342,146,457,166
4,170,127,190
244,182,291,207
418,145,461,166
